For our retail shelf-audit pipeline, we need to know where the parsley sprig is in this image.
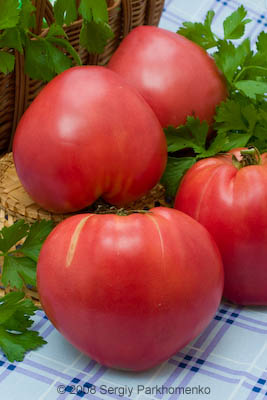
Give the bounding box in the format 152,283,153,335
162,6,267,198
0,220,54,289
0,291,46,362
0,220,54,361
0,0,114,80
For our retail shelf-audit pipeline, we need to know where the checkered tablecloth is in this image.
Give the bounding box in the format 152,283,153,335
1,1,267,399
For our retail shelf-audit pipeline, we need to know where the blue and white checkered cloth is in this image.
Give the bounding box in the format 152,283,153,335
1,1,267,399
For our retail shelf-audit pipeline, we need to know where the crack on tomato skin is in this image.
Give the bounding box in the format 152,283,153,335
146,214,166,273
66,215,94,268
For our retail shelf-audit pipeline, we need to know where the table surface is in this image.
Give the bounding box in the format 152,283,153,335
1,1,267,399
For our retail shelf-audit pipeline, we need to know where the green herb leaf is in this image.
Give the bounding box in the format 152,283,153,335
47,37,82,67
46,40,73,74
78,0,113,53
24,38,55,81
0,220,29,254
223,5,251,40
0,28,23,53
47,23,67,39
215,98,249,131
19,220,54,262
19,0,36,30
2,256,36,289
214,39,251,84
234,80,267,100
54,0,77,26
177,10,217,50
256,31,267,54
0,51,15,74
0,219,53,289
165,117,209,154
80,20,114,54
78,0,109,23
221,133,251,151
24,36,80,81
161,157,196,198
0,292,25,324
0,0,20,30
0,292,46,362
200,132,228,158
163,6,267,199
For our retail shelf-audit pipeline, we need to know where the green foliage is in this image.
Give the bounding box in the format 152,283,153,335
0,0,113,77
0,220,54,289
162,7,267,198
0,292,46,362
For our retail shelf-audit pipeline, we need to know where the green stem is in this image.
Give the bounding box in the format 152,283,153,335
232,146,261,169
234,65,267,83
27,30,43,40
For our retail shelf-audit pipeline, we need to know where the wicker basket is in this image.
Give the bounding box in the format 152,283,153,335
0,0,165,154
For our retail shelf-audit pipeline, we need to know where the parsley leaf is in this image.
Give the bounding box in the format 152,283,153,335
24,38,55,82
54,0,77,26
0,219,54,289
19,220,54,262
215,97,267,152
80,20,114,54
177,10,217,50
19,0,36,30
0,28,23,53
0,292,46,362
235,80,267,100
162,117,230,197
0,220,29,254
46,23,67,39
79,0,114,54
161,157,196,198
165,117,210,154
47,36,82,67
2,257,36,289
24,29,81,82
79,0,109,23
0,0,20,30
0,51,15,75
223,5,251,40
161,6,267,199
165,117,209,154
214,39,251,84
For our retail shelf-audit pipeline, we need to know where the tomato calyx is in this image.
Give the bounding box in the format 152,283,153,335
95,207,151,216
232,147,262,170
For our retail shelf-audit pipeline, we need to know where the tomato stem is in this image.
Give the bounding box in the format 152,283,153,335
232,147,261,169
95,207,151,216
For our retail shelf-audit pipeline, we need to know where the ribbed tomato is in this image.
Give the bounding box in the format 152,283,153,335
37,207,223,371
13,66,167,213
108,26,227,127
175,148,267,305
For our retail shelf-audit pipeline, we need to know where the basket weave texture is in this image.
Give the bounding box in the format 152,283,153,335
0,0,165,153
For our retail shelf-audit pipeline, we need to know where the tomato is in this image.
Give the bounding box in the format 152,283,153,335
175,148,267,305
13,66,167,213
108,26,227,128
37,207,223,371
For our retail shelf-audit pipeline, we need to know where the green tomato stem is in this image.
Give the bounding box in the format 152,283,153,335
232,146,262,169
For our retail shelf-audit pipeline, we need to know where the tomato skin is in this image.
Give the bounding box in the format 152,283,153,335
175,150,267,305
108,26,227,128
13,66,167,213
37,207,223,371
